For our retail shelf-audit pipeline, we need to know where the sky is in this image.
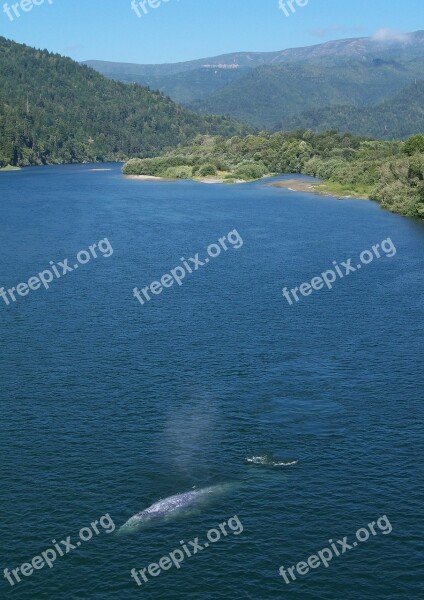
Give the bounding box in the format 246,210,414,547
0,0,423,64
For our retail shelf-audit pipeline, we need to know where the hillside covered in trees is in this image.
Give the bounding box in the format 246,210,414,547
86,31,424,138
190,57,424,135
0,37,247,168
284,81,424,139
123,131,424,219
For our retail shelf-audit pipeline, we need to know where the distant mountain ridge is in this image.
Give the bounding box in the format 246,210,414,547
83,31,424,138
83,30,424,79
191,56,424,131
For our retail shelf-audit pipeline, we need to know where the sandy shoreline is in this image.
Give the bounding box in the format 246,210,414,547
199,178,246,184
124,175,247,184
122,174,363,198
124,174,166,181
266,178,365,199
199,177,225,184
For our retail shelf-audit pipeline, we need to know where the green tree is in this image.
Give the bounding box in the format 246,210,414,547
404,134,424,156
198,163,217,176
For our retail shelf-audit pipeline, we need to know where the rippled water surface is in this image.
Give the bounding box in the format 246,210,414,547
0,164,423,599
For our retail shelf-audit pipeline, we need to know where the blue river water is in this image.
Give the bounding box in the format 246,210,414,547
0,163,423,599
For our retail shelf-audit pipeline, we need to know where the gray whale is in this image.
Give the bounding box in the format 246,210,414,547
118,483,233,534
245,455,298,468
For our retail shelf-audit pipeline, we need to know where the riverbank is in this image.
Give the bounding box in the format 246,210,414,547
124,174,248,184
0,165,21,171
125,174,167,181
123,171,368,198
266,178,370,200
123,169,373,200
121,132,424,219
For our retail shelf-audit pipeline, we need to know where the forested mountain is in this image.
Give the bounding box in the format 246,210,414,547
284,81,424,139
84,32,424,137
0,37,247,168
106,67,252,106
191,57,424,130
84,30,424,84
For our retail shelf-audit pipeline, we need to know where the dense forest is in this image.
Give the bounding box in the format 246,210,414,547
0,37,247,168
190,57,424,134
86,63,250,106
87,32,424,136
284,81,424,139
123,131,424,219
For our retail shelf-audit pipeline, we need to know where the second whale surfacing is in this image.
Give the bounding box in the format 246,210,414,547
118,483,234,534
245,455,298,468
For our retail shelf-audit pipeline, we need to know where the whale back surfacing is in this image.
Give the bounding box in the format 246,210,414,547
118,484,229,534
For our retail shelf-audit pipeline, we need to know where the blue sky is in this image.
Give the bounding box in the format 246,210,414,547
0,0,423,64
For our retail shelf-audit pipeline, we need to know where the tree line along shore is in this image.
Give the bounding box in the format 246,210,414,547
122,131,424,219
